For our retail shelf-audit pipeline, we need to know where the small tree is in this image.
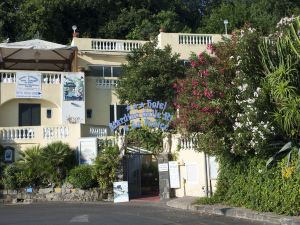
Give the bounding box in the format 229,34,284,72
116,40,185,105
93,146,121,195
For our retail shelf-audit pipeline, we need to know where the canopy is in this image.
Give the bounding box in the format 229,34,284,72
0,39,77,71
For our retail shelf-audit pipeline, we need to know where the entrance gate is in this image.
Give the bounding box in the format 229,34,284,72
123,153,159,199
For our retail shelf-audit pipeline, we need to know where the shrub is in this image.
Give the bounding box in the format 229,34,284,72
94,145,121,194
42,141,76,186
19,146,49,187
67,165,97,189
211,154,300,216
2,164,28,189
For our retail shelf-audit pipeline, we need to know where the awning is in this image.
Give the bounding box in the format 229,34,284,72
0,39,77,71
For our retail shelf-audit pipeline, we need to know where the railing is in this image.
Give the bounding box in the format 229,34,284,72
179,137,198,150
178,35,213,45
43,126,69,139
0,71,63,84
91,39,146,52
89,127,107,137
96,78,118,88
0,127,35,140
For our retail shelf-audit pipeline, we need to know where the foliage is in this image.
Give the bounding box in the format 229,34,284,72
1,142,76,189
209,154,300,216
116,40,184,106
260,16,300,138
0,0,201,43
126,127,163,155
2,164,28,190
173,50,229,134
42,141,76,186
67,165,97,189
199,0,300,35
93,146,121,193
18,145,50,187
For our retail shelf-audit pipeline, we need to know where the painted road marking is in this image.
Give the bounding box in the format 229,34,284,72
70,214,89,223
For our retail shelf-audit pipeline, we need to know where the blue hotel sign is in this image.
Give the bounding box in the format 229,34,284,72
109,100,173,132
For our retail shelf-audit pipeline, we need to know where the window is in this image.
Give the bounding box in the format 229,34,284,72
46,109,52,118
112,67,123,77
19,104,41,126
87,109,92,118
110,105,128,124
87,65,123,77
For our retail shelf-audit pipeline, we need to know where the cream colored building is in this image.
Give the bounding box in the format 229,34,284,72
0,32,223,197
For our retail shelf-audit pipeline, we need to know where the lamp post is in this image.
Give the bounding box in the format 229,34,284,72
224,19,228,36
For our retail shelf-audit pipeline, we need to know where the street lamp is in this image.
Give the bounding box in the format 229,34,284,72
224,19,228,36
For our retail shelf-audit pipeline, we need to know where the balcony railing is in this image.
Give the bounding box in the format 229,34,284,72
0,71,63,84
90,39,146,52
96,78,118,88
0,124,110,144
178,34,213,45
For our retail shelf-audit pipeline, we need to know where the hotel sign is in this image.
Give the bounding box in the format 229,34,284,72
109,100,173,132
16,72,42,98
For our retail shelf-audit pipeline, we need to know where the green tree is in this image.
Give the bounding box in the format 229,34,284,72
116,40,184,105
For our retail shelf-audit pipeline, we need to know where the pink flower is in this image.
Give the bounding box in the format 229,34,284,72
192,79,199,87
191,60,197,68
202,69,209,77
198,53,205,64
203,88,213,99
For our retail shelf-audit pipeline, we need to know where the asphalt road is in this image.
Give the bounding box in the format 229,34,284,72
0,201,264,225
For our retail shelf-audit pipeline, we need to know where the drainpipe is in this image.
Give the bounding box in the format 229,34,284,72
203,153,209,197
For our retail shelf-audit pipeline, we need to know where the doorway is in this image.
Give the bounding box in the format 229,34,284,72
123,153,159,199
18,103,41,126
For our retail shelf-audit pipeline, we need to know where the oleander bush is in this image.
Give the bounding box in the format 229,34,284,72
67,165,97,189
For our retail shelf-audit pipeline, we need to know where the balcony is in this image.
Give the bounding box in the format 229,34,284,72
157,32,223,59
72,38,147,53
0,124,111,148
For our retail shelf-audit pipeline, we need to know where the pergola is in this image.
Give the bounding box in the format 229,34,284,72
0,39,78,71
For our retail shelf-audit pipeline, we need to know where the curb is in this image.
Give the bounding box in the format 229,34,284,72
167,198,300,225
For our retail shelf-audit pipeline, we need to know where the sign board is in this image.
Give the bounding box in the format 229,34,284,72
168,161,180,188
78,138,98,165
158,163,169,172
61,72,85,124
209,156,218,179
109,100,173,132
4,148,14,163
186,163,199,184
16,72,41,98
113,181,129,203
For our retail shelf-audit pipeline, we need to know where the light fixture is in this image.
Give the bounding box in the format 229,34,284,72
72,25,77,34
224,19,229,36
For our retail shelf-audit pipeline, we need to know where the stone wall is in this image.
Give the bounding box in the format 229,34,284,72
0,184,111,203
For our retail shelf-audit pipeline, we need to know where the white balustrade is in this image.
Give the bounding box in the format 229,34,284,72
179,35,213,45
43,126,69,139
0,127,35,141
96,79,118,88
180,137,197,150
89,127,108,137
0,71,16,83
91,39,144,52
42,73,61,84
0,71,63,84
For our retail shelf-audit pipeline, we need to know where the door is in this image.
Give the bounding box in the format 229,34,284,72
19,104,41,126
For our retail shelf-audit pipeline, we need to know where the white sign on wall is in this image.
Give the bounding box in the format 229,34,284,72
61,72,85,124
113,181,129,203
209,156,219,180
186,163,199,184
168,161,180,188
16,72,41,98
158,163,169,172
78,138,98,165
